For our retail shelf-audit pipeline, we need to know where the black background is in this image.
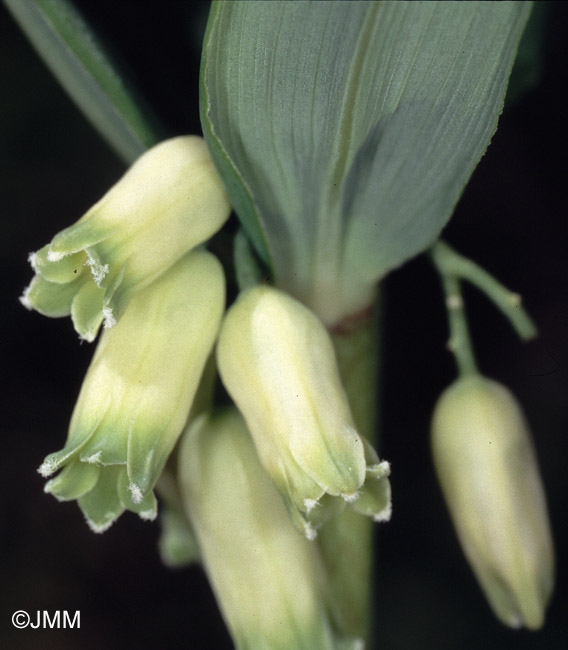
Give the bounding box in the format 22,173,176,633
1,2,566,649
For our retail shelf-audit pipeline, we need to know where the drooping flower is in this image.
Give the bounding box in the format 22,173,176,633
22,135,230,341
431,374,555,629
178,407,364,650
39,249,225,532
217,285,391,539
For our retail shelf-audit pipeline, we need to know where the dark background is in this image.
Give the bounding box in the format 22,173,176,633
1,2,566,649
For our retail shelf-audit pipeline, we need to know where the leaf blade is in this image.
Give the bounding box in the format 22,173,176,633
201,1,531,323
4,0,165,162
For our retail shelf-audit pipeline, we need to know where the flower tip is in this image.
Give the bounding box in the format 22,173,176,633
19,288,32,311
376,460,391,477
46,249,66,263
78,331,97,344
43,479,72,503
139,508,158,522
128,482,144,505
508,613,523,630
304,522,318,541
43,480,55,495
372,501,392,523
303,498,319,513
38,460,56,478
84,451,102,465
342,491,360,504
102,307,116,329
85,253,109,287
85,516,115,534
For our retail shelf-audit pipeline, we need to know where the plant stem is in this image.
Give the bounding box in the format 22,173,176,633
318,298,381,646
431,241,537,340
440,274,479,377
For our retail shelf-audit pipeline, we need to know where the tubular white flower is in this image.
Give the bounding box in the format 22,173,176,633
431,375,555,629
178,408,363,650
38,249,225,533
22,135,230,341
217,285,391,538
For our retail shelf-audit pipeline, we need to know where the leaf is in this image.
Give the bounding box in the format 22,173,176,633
4,0,165,162
201,1,531,324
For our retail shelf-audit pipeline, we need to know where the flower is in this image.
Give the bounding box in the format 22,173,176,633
178,407,363,650
38,249,225,532
216,285,391,539
21,135,230,341
431,374,555,629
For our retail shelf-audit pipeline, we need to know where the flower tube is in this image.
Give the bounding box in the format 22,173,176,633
39,249,225,532
22,136,230,341
179,408,362,650
431,375,555,629
217,285,390,539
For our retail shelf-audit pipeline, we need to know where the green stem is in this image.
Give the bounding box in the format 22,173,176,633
431,241,537,340
440,274,479,377
318,298,381,647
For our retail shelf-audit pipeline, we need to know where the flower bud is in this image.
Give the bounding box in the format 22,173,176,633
178,408,362,650
38,249,225,532
21,136,230,341
217,285,391,539
431,375,555,629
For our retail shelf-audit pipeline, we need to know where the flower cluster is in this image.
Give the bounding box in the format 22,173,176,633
29,136,229,531
28,136,391,541
24,132,555,644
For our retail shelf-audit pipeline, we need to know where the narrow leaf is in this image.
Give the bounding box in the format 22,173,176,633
4,0,165,162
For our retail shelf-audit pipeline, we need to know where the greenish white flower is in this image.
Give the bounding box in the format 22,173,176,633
431,374,555,629
38,250,225,533
21,135,230,341
217,285,391,539
178,408,364,650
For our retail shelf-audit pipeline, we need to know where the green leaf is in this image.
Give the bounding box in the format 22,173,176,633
201,1,531,324
233,228,268,291
4,0,165,162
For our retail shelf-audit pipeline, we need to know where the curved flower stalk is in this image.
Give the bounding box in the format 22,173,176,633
21,135,230,341
38,249,225,533
431,375,555,629
217,285,391,540
179,408,364,650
